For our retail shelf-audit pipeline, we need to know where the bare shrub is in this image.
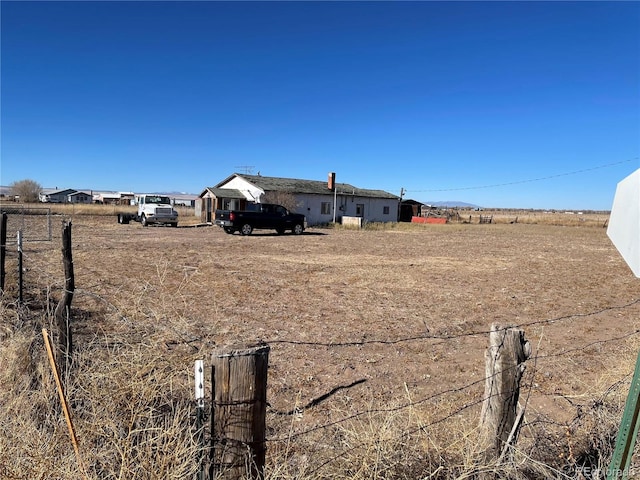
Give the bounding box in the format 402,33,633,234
261,191,301,213
9,179,42,203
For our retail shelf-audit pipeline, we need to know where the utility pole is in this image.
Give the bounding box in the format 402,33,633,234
398,188,405,222
328,172,337,223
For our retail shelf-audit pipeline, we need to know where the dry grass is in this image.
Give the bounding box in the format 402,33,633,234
1,210,638,479
0,201,201,226
474,210,609,228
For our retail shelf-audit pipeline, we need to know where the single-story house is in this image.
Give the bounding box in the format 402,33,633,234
39,188,77,203
68,191,93,204
197,173,400,226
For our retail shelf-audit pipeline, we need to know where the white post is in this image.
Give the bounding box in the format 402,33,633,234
195,360,205,408
194,360,205,480
333,187,337,224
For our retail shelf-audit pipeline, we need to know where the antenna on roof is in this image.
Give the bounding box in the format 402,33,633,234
234,165,255,174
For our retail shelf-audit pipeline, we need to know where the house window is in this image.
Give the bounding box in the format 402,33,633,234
356,204,364,217
321,202,331,215
383,206,390,215
223,199,239,210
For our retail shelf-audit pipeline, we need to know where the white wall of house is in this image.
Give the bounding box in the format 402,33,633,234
68,192,92,204
337,194,398,223
222,177,264,202
291,193,398,226
290,194,334,225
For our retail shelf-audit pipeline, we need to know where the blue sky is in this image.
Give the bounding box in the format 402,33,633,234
1,1,638,210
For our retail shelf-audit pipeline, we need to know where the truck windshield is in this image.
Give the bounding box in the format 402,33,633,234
147,196,171,204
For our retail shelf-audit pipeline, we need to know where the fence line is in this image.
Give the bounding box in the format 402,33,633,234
15,243,640,360
8,240,639,346
0,205,53,242
8,240,640,361
8,241,640,376
266,327,640,444
3,233,640,478
287,353,633,479
263,299,640,348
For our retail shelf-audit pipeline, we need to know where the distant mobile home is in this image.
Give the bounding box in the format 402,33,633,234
67,191,92,204
39,188,77,203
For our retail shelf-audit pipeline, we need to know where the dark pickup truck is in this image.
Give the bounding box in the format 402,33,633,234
214,203,307,235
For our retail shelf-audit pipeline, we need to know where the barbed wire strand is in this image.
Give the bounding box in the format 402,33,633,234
5,231,640,476
302,330,640,477
266,326,640,445
264,298,640,348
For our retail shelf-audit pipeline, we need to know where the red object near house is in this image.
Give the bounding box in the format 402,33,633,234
411,216,447,224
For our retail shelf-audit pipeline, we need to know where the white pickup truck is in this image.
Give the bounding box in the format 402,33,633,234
117,194,178,227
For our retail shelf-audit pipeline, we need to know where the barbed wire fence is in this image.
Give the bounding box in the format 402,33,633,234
1,205,53,242
2,211,640,479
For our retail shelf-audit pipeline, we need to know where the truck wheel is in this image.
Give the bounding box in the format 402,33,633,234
117,214,124,224
276,227,285,235
224,227,235,234
292,223,304,235
240,224,253,235
141,214,148,227
171,222,178,228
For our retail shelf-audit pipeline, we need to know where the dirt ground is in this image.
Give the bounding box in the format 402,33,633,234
4,213,640,475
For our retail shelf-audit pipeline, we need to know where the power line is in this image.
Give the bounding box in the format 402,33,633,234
406,157,638,193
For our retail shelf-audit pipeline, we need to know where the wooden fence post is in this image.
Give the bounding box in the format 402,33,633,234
54,221,75,372
211,344,269,480
479,324,531,465
0,212,7,295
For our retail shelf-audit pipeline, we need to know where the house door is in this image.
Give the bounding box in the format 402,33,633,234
206,198,212,223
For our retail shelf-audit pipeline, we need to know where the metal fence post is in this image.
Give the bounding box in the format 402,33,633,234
607,350,640,480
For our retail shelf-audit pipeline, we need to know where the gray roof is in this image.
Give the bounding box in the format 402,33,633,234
44,188,77,196
201,187,247,199
216,174,399,200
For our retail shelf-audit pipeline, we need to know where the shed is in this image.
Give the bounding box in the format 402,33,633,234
197,187,250,223
400,199,428,222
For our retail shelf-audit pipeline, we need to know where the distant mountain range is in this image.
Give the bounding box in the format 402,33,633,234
424,200,481,209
